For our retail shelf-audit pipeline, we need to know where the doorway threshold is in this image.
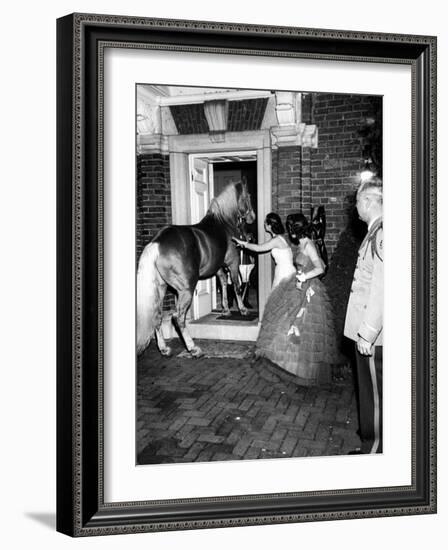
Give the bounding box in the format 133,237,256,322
187,312,260,341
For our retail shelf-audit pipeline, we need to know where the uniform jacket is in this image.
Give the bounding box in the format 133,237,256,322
344,216,383,345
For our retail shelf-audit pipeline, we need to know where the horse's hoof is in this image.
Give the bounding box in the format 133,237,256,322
190,346,203,358
240,307,249,316
160,346,172,357
221,309,231,317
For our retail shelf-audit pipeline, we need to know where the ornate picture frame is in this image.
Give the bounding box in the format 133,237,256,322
56,13,436,536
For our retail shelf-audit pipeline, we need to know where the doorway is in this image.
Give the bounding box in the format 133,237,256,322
211,160,258,315
169,130,272,341
189,152,259,323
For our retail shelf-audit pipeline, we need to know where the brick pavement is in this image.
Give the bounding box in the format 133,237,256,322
137,339,361,464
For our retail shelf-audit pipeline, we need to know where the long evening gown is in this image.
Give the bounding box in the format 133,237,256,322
255,242,343,386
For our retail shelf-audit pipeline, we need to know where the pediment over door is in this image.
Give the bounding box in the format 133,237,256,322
137,86,318,154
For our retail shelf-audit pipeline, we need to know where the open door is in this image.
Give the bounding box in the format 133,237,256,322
190,156,214,319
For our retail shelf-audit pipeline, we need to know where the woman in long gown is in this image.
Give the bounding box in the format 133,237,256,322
233,212,296,288
236,212,343,386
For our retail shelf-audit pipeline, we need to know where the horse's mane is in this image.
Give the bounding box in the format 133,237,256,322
206,181,243,231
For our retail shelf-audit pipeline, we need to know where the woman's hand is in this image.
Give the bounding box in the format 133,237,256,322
295,270,306,290
232,237,245,248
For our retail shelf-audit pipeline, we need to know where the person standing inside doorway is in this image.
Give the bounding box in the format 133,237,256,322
344,177,384,454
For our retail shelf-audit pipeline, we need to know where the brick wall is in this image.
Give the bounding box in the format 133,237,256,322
227,98,268,131
271,93,381,258
136,152,175,311
270,146,314,223
271,148,279,213
136,153,172,257
310,93,382,255
170,98,268,135
170,104,208,135
274,146,302,222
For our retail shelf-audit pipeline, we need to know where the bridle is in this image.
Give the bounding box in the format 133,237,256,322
237,188,255,226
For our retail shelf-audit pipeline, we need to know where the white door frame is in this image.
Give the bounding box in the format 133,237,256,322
168,130,272,340
189,155,214,319
190,151,254,317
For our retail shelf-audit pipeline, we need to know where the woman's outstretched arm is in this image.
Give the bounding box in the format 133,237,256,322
232,235,283,254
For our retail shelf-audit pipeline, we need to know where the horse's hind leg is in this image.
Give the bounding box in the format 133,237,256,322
155,326,172,357
152,277,172,356
172,288,203,358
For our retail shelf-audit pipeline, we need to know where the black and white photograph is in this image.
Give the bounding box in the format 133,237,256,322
2,0,443,547
54,10,436,536
135,84,384,464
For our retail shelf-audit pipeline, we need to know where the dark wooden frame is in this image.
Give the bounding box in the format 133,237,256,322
57,13,437,537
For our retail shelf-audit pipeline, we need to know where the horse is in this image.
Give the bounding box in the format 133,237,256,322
136,180,256,357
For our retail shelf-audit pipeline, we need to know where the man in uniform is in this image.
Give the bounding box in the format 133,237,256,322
344,177,383,454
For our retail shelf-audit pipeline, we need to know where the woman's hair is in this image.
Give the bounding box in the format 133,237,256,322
286,213,312,244
265,212,285,235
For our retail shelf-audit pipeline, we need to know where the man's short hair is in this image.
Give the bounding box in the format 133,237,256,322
358,177,383,203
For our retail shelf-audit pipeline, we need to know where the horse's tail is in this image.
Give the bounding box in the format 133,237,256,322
136,242,164,355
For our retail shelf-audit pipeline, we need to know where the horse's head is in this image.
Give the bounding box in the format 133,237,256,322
237,179,256,225
208,179,255,232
